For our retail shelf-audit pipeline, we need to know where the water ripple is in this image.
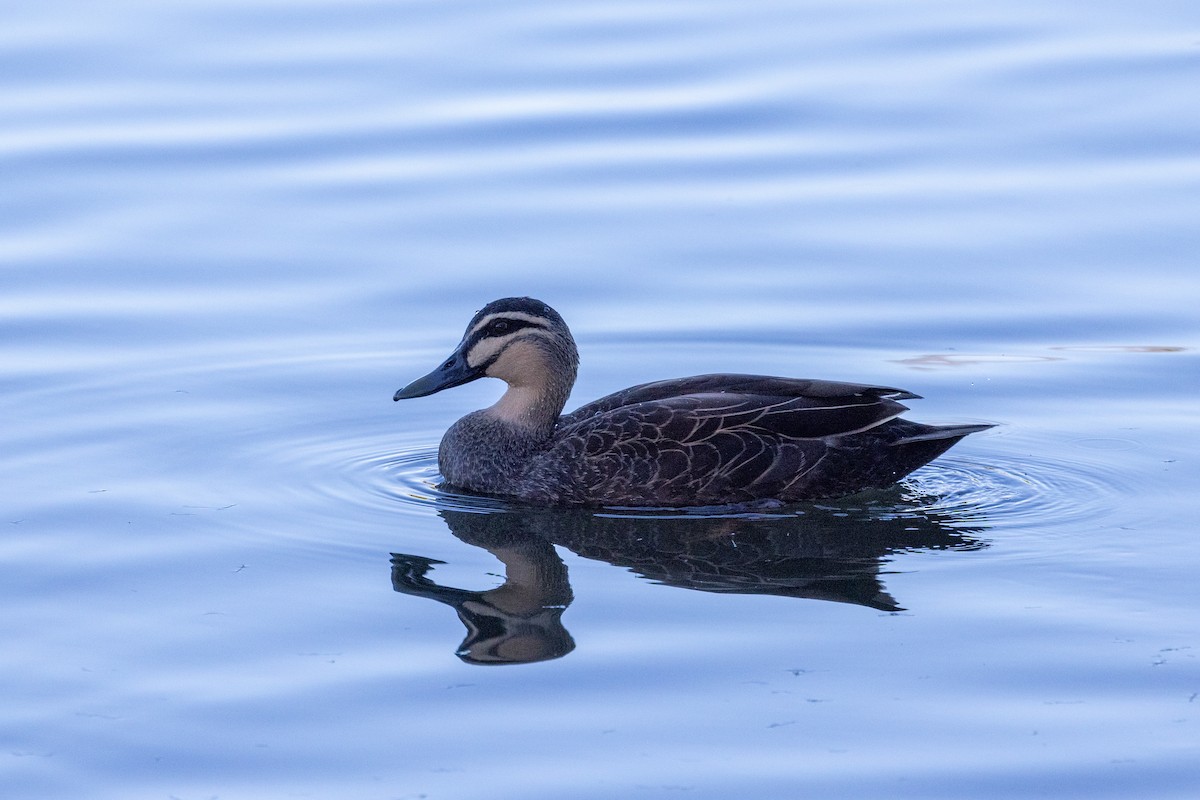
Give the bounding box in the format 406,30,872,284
316,434,1132,539
902,450,1133,534
350,445,511,515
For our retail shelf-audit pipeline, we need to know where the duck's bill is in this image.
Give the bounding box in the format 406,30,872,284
393,348,483,400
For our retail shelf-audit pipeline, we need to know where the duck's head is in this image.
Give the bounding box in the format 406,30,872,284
394,297,579,404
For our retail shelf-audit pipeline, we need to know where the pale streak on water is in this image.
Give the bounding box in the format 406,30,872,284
2,1,1199,799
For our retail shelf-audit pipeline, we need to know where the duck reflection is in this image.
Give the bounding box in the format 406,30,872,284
391,517,575,665
391,493,987,665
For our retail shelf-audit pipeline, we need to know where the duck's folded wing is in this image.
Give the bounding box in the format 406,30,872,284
543,391,900,505
561,375,917,440
578,393,907,443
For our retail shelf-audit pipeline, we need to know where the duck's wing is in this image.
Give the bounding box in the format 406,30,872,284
560,374,918,437
533,385,920,505
564,390,911,445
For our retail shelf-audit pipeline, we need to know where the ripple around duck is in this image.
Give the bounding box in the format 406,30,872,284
899,450,1134,535
335,437,1132,538
334,442,513,516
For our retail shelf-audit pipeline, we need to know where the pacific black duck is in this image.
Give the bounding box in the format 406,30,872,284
394,297,991,507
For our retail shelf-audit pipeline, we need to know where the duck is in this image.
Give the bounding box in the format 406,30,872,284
393,297,991,507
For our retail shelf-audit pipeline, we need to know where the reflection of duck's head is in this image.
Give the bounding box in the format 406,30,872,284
453,594,573,665
390,515,575,665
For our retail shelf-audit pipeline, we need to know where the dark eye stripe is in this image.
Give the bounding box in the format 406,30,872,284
484,317,547,338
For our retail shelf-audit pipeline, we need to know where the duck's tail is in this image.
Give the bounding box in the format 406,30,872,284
809,420,994,498
874,421,994,484
892,422,995,446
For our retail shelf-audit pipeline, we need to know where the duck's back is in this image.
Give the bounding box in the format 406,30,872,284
559,374,917,425
519,374,987,507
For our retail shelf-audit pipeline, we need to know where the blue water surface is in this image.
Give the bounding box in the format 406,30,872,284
2,1,1199,798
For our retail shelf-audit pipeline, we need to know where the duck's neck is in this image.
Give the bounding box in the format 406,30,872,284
487,376,571,438
480,334,578,439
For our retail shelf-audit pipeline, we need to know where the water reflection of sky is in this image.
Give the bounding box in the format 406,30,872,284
3,0,1199,798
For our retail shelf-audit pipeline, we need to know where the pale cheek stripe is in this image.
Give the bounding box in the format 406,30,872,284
466,337,505,368
465,329,553,368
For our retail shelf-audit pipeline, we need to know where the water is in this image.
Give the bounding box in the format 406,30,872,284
3,1,1199,798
